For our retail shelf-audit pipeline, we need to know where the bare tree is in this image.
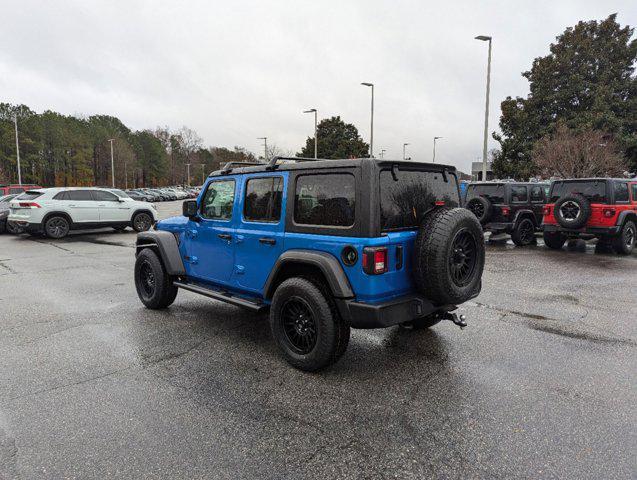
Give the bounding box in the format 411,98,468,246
533,125,627,178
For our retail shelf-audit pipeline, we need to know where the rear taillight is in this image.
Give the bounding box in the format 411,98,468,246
603,208,616,218
18,202,41,208
501,206,510,217
362,247,388,275
434,200,445,206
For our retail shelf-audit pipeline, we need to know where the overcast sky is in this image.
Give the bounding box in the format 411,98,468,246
1,0,635,173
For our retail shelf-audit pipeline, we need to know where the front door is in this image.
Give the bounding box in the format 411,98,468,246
184,178,238,286
92,189,131,222
233,174,286,294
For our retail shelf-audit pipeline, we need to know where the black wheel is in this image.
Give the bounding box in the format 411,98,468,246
612,220,635,255
466,197,492,224
270,277,349,372
511,218,536,246
543,231,567,250
132,212,153,232
413,208,485,305
44,216,70,239
134,248,178,309
554,194,591,229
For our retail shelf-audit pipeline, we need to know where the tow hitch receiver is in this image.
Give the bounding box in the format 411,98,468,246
442,311,467,329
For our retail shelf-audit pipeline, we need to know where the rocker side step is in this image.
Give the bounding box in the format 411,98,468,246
173,280,268,312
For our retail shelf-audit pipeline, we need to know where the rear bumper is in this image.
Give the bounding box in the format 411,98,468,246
338,294,456,329
543,224,620,236
7,220,41,233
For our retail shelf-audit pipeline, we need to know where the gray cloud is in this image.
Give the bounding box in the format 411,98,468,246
1,0,634,173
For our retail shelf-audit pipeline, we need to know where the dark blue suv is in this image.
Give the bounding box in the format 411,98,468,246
134,157,485,371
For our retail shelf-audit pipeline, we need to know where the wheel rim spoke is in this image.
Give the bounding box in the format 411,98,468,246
280,298,317,355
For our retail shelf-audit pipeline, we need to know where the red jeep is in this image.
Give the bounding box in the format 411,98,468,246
542,178,637,255
0,184,42,196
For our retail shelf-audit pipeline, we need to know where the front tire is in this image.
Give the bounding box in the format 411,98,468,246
134,248,178,309
132,212,153,232
511,218,536,246
543,231,567,250
270,277,349,372
44,216,70,239
612,220,635,255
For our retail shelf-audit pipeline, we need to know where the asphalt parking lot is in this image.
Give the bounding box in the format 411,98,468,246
0,201,635,479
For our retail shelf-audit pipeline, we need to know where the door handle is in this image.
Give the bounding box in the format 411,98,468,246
217,233,232,241
259,237,276,245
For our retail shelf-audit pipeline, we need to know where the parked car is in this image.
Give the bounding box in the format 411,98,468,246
542,178,637,254
124,190,151,202
0,194,22,234
133,157,485,371
465,182,546,246
0,184,42,196
8,187,158,238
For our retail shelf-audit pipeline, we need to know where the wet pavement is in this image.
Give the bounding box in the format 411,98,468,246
0,201,635,479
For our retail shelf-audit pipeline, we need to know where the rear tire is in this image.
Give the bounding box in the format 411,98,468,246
132,212,153,232
270,277,349,372
543,231,567,250
134,248,178,309
612,220,635,255
466,197,492,224
511,218,536,246
44,216,70,239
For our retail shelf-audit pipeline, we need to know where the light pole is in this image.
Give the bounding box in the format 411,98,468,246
257,137,268,161
476,35,492,181
303,109,318,159
185,163,191,186
199,164,205,185
13,114,21,184
124,162,128,189
361,82,374,157
433,136,443,162
403,143,410,160
108,139,115,188
379,149,386,159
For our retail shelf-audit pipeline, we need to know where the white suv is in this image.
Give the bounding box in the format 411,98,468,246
8,187,158,238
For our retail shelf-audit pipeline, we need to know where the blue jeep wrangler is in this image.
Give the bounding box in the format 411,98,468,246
134,157,485,371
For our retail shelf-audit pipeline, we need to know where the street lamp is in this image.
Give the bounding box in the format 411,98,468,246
108,138,115,188
433,136,443,163
379,149,386,159
185,163,191,186
303,109,318,159
257,137,268,161
199,163,206,185
475,35,492,181
13,114,22,184
403,143,410,160
361,82,374,157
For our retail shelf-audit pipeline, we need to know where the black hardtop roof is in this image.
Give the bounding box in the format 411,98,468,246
209,157,456,177
552,178,631,183
469,181,545,186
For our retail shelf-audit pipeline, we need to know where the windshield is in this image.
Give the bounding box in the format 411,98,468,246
550,181,607,203
15,191,44,201
380,169,459,231
466,184,505,204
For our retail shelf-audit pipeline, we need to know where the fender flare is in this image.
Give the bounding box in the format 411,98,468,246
263,250,354,299
512,209,536,227
136,230,185,275
616,210,637,227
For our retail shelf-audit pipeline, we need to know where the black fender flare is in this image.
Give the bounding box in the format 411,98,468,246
512,209,536,227
263,250,354,299
136,230,185,275
616,210,637,228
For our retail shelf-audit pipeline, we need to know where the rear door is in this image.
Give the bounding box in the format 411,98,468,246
65,190,100,223
529,185,545,223
233,173,286,294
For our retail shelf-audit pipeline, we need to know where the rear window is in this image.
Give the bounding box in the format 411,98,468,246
17,191,43,201
549,181,607,203
380,169,459,231
294,173,355,227
466,184,505,204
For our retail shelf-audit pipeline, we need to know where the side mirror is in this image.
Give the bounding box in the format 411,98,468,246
182,199,199,219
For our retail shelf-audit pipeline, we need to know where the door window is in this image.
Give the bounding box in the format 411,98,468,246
632,184,637,202
91,190,119,202
613,182,629,203
530,185,544,203
67,190,94,201
201,180,235,220
244,177,283,222
294,173,355,227
510,186,528,203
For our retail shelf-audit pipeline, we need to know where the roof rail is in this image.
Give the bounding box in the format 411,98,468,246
220,161,264,175
265,156,331,170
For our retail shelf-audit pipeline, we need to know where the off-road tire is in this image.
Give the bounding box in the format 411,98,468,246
44,215,70,239
543,231,567,250
612,220,636,255
466,197,492,224
554,194,591,229
511,217,537,246
270,277,349,372
134,248,178,309
413,208,485,305
132,212,153,232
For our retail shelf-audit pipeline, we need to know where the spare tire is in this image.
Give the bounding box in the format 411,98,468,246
466,196,492,224
413,208,485,305
554,194,591,229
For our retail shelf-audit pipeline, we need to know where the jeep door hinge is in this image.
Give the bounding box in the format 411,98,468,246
184,255,198,265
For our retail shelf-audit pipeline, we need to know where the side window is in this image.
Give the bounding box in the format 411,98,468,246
92,190,119,202
201,180,235,220
294,173,355,227
510,186,528,203
614,182,629,203
244,177,283,222
67,190,94,201
530,185,544,203
632,184,637,202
